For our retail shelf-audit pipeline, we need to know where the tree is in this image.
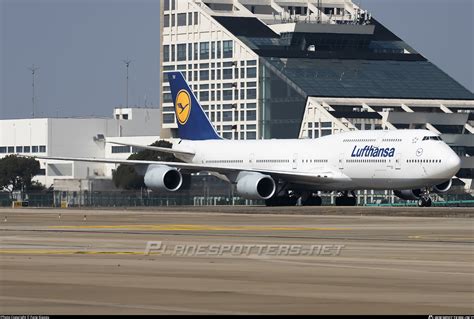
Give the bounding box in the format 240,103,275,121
112,140,182,190
0,155,42,199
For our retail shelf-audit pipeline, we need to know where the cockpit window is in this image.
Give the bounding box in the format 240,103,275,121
422,136,442,141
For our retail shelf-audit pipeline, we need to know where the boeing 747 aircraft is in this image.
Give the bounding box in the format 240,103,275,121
38,72,461,207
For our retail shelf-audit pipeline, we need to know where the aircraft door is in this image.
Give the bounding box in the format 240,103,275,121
339,153,344,170
292,153,298,170
395,153,402,170
249,153,255,166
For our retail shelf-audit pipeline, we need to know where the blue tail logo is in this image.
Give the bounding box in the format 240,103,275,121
166,71,221,140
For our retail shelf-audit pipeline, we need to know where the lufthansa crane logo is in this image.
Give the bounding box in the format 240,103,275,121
175,89,191,125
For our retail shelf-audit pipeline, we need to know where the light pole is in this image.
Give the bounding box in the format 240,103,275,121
123,59,132,108
28,65,39,118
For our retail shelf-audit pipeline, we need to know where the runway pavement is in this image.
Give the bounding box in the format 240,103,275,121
0,207,473,314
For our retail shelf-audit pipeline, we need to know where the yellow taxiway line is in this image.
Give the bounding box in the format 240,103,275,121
48,224,350,231
0,249,146,255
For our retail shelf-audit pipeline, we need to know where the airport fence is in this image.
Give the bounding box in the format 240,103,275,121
1,191,473,208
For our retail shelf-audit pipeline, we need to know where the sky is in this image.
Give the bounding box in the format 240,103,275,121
0,0,472,120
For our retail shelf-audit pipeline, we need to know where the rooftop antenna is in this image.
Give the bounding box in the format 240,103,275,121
122,59,132,108
27,64,39,118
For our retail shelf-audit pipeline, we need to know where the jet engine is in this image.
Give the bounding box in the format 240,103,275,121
144,165,183,191
433,179,452,193
236,173,276,200
393,189,423,200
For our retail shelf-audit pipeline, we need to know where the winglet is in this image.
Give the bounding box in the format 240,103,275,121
166,71,222,140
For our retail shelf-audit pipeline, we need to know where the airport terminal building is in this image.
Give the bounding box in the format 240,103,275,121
0,108,161,190
160,0,474,200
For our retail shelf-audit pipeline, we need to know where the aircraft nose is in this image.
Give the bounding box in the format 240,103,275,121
447,151,461,175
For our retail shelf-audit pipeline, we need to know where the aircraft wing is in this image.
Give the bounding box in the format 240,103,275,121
107,141,195,156
34,155,350,185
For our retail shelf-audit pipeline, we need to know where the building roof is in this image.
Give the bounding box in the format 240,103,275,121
264,57,474,100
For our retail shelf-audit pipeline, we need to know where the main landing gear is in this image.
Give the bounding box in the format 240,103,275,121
265,195,298,207
265,189,322,207
335,191,357,206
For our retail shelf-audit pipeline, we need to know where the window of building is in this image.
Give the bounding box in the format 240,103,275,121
200,42,209,59
177,44,186,61
164,14,170,27
247,131,256,139
223,40,233,58
211,42,215,59
217,41,221,58
177,13,186,26
163,92,172,103
0,147,6,153
247,103,256,109
163,45,170,62
247,60,257,66
200,70,209,80
171,44,175,62
187,12,192,25
223,111,233,121
171,14,175,27
24,146,30,153
194,12,198,25
247,110,256,120
223,69,233,79
164,0,170,11
193,43,198,60
321,129,332,136
8,146,14,153
247,67,257,78
187,43,193,61
246,89,257,99
163,113,175,123
321,122,332,128
111,146,131,154
223,90,233,100
16,146,23,153
200,91,209,101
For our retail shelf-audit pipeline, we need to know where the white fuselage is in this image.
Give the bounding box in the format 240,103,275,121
173,130,461,191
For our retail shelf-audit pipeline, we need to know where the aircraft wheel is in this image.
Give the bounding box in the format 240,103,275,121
302,196,322,206
335,196,357,206
417,197,432,207
265,196,298,207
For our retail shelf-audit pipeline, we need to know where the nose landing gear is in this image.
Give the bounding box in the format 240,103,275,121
417,189,432,207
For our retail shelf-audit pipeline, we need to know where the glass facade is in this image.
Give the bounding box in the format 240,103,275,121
260,63,306,138
264,58,474,100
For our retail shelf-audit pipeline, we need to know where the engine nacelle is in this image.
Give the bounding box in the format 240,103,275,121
433,179,452,193
144,165,183,191
236,173,276,200
394,189,422,200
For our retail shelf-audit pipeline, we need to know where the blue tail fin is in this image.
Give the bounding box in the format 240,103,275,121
166,71,221,140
